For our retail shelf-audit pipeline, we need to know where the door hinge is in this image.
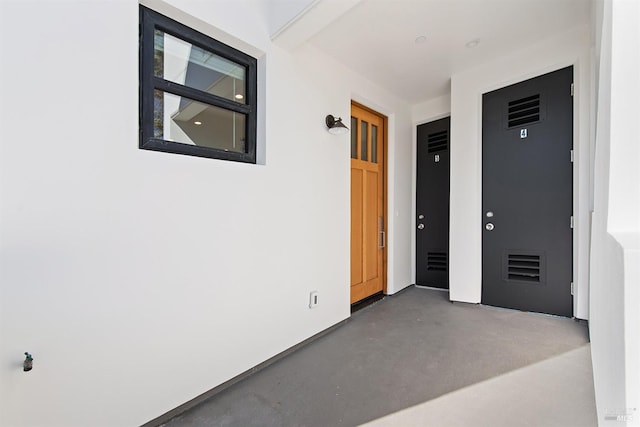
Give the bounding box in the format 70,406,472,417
571,83,574,96
570,150,574,163
570,216,574,229
571,282,574,295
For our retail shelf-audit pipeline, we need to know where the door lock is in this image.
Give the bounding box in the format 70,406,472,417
417,223,425,230
485,223,495,231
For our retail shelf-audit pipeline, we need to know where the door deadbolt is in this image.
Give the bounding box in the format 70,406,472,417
485,223,495,231
417,223,425,230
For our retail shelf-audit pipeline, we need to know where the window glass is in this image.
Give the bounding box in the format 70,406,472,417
351,117,358,159
361,121,368,161
371,124,378,163
154,31,246,104
154,91,245,152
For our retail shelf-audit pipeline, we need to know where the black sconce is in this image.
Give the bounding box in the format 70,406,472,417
325,115,349,135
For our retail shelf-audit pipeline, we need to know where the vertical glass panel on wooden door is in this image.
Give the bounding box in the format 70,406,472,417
371,124,378,164
361,120,368,161
351,116,358,159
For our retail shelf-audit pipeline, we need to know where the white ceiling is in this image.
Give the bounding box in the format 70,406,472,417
308,0,591,104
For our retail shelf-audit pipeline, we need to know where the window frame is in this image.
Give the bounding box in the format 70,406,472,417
139,6,257,163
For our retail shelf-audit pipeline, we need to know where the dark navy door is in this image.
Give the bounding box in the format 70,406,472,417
416,117,450,289
482,67,573,317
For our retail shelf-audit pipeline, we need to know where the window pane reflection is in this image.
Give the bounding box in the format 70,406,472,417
154,30,246,103
154,90,245,152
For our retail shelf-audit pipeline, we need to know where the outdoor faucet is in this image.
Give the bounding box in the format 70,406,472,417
23,352,33,372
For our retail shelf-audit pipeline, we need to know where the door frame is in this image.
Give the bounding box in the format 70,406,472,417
477,64,581,317
351,100,388,301
415,116,451,289
411,113,450,287
480,66,574,316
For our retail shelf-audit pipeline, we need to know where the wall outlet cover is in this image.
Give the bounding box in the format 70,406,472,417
309,291,319,308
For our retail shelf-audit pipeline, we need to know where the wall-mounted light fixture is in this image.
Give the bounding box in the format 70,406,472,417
325,115,349,135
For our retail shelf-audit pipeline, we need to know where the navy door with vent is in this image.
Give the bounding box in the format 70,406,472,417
416,117,450,289
482,67,573,317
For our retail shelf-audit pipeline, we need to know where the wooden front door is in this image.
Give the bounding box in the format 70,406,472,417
350,102,386,304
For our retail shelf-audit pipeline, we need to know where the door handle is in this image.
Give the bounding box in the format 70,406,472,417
378,216,385,249
485,222,495,231
379,231,386,249
417,223,425,230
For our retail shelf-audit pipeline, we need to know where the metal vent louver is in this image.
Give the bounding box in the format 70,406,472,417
427,252,447,271
508,94,540,128
427,130,448,153
507,254,540,282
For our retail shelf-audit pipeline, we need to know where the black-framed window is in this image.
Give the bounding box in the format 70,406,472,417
139,6,257,163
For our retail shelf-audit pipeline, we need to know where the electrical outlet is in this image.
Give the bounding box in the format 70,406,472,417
309,291,319,308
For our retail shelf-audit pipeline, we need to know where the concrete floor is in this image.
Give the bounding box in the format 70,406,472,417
162,286,596,427
364,344,595,427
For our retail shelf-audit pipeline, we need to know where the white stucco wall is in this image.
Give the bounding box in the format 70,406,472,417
0,1,411,426
264,0,319,37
